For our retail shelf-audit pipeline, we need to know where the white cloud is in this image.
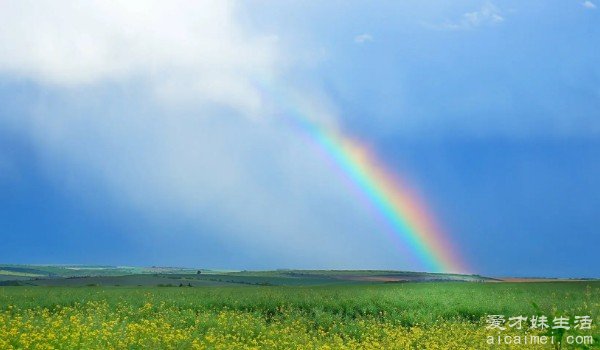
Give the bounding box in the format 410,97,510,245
0,1,402,268
0,0,278,114
435,3,504,30
583,1,597,9
354,34,373,44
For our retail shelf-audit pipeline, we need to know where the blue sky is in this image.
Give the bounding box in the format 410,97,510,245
0,1,598,277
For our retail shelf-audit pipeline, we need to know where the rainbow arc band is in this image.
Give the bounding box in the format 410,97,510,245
257,81,467,273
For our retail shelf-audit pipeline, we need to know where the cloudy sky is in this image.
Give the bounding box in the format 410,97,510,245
1,1,598,277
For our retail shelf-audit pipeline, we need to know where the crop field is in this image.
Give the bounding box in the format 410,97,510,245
1,280,598,349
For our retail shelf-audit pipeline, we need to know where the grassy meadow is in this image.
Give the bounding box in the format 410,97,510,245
1,279,598,349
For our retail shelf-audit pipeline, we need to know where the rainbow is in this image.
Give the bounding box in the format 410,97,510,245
257,82,467,273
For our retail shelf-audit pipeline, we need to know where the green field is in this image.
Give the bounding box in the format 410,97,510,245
0,265,494,287
1,277,598,349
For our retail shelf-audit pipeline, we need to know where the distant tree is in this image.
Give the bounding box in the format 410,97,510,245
196,270,202,275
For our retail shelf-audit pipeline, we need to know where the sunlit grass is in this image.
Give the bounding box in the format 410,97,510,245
1,282,598,349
